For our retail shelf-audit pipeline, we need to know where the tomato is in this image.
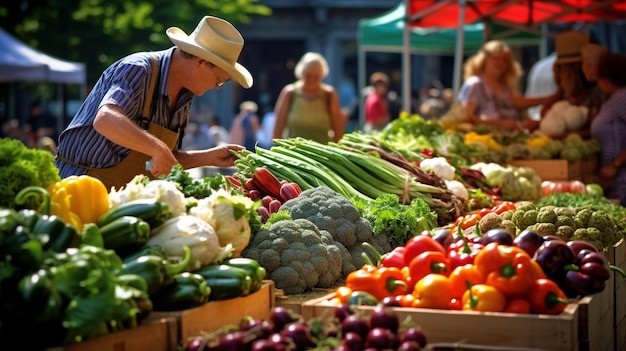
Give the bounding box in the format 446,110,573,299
569,180,586,194
541,180,555,196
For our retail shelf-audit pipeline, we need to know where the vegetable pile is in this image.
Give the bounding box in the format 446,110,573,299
181,305,430,351
326,226,625,315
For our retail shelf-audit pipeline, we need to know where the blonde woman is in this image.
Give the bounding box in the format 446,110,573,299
273,52,344,143
459,40,561,130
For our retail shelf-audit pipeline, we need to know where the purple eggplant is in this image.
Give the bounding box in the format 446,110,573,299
477,228,514,246
532,239,576,280
514,229,545,257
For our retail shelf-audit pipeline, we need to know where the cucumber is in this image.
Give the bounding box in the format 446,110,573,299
98,199,171,228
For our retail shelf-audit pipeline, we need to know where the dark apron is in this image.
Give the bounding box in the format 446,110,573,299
87,124,179,190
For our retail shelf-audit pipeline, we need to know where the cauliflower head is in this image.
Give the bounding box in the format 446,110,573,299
241,218,342,294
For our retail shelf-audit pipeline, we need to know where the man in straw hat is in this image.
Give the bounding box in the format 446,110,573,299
55,16,253,190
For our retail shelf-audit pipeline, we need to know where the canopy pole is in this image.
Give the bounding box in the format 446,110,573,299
452,0,467,102
358,46,366,130
402,0,412,113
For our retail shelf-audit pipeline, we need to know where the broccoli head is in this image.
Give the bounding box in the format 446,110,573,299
555,215,577,230
478,212,503,233
281,186,369,249
511,209,538,230
556,225,575,241
572,228,603,251
527,222,557,237
536,208,558,224
574,207,593,228
241,218,342,294
587,211,620,246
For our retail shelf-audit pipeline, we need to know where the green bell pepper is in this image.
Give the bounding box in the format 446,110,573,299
151,272,211,311
18,268,63,323
120,246,191,295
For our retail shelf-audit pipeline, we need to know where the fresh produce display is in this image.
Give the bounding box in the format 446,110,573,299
1,115,625,350
181,305,431,351
0,168,270,349
325,224,624,315
234,136,464,226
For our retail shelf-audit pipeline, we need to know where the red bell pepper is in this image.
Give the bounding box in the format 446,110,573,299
403,234,446,266
447,226,483,269
362,242,406,269
492,201,516,215
408,251,451,284
526,278,569,315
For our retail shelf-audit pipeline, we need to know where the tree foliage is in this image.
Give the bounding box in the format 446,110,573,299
0,0,271,84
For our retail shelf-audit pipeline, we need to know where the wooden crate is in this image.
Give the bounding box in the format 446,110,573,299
301,293,579,351
149,280,275,344
508,159,581,181
274,288,335,314
577,287,615,351
46,317,177,351
613,239,626,351
579,158,599,184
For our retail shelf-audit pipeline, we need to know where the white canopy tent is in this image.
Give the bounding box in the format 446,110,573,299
0,27,86,132
0,27,86,84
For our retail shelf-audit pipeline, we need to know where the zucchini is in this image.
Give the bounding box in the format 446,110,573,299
194,264,253,300
98,199,171,228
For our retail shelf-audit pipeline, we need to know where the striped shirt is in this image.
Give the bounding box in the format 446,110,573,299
590,87,626,204
55,47,193,177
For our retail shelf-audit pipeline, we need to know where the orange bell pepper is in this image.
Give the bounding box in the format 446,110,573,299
462,283,507,312
485,252,536,298
448,264,485,299
411,274,453,310
526,278,569,315
47,175,110,231
345,265,408,301
474,242,528,276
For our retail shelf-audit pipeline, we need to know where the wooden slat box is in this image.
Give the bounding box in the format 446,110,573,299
149,280,275,345
301,294,579,351
46,317,177,351
508,159,581,181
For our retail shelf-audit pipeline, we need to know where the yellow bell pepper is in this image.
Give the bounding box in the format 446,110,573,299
525,134,552,149
46,175,111,231
464,131,502,151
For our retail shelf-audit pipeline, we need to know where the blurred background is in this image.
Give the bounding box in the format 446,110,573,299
1,0,625,141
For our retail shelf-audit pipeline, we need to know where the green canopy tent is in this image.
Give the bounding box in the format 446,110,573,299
357,2,542,127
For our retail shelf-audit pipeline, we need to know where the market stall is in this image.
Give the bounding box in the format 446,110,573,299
1,108,625,350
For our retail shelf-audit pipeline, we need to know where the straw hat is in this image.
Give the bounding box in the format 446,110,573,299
167,16,253,88
370,72,389,86
555,31,590,65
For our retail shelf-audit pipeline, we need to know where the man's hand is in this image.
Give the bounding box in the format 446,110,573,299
209,144,244,167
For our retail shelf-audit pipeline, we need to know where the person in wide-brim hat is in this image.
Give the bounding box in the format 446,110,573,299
167,16,253,88
54,16,253,190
